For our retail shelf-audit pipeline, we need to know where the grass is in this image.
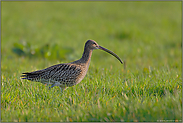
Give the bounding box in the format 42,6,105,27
1,1,182,122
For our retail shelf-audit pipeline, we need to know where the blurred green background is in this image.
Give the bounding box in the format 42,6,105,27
1,1,182,122
2,2,181,67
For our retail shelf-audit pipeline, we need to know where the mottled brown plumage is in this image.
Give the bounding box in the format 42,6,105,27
21,40,123,92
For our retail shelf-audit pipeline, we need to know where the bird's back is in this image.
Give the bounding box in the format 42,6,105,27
22,63,85,87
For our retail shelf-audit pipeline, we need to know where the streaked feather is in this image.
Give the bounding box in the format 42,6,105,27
21,63,82,86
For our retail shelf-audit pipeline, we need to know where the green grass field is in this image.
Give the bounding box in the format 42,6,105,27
1,1,182,122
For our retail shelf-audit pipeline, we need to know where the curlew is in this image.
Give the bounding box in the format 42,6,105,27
21,40,123,92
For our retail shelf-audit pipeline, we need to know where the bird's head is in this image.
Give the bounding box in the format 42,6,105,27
85,40,123,64
85,40,99,50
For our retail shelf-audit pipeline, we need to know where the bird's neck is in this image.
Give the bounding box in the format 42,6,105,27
81,47,93,64
71,47,93,66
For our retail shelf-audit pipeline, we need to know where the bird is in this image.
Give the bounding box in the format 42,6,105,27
21,40,123,92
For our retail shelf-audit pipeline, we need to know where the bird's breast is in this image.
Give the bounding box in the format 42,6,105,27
74,63,90,85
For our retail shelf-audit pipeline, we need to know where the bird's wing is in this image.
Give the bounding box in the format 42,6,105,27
21,64,82,85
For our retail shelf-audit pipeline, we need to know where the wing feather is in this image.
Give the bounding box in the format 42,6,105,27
21,64,82,86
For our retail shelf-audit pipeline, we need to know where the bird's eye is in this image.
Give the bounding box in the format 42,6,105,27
93,42,96,45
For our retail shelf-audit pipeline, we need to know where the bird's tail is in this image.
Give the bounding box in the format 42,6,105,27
21,72,40,81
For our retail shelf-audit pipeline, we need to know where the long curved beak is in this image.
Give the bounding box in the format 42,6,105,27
99,46,123,64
